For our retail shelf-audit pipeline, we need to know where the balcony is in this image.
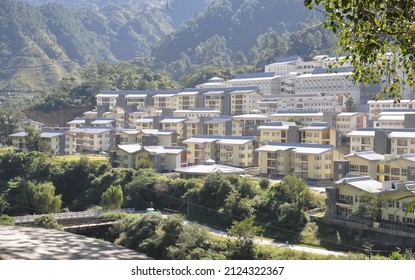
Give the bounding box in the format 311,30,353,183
336,199,353,205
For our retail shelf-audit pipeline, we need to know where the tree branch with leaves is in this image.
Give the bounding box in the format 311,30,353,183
304,0,415,100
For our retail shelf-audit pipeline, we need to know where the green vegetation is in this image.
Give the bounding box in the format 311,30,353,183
33,214,63,231
100,185,124,210
305,0,415,100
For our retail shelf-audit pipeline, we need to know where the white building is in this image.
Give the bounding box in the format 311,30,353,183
294,67,361,105
367,100,415,121
224,72,280,95
336,112,368,136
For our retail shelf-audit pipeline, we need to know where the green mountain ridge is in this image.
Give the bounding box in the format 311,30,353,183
1,0,209,92
0,0,333,93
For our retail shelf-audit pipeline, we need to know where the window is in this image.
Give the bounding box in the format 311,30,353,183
349,165,359,172
359,165,368,173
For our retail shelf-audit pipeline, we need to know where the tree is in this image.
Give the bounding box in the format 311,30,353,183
17,181,62,214
228,215,262,260
100,185,124,210
305,0,415,100
0,99,25,144
167,223,210,260
259,178,270,189
24,127,49,153
345,96,356,112
354,192,387,222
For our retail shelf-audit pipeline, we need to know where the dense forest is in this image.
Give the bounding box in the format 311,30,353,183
0,0,337,93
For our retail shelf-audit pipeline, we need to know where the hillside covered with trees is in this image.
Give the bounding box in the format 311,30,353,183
0,0,337,93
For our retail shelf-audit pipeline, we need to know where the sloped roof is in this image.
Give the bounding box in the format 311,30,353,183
335,174,382,193
118,144,142,154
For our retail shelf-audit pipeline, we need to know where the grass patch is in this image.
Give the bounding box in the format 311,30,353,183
52,154,109,165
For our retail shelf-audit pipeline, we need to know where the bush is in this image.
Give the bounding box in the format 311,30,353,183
33,214,63,231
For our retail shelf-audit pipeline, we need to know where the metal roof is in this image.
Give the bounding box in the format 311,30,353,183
335,174,382,193
118,144,142,154
345,151,384,161
175,162,245,175
387,131,415,138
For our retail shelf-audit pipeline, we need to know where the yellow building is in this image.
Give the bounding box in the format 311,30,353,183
217,136,257,167
183,135,259,167
176,91,200,110
203,91,225,111
229,89,262,115
299,122,338,146
326,174,415,227
203,117,243,136
184,119,205,139
258,122,298,143
233,114,271,136
152,93,178,109
113,144,188,173
345,151,384,181
118,129,142,145
133,117,154,130
256,142,344,180
383,154,415,182
326,174,383,217
160,118,187,140
182,136,218,165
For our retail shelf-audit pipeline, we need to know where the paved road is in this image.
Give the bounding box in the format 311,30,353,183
0,225,151,260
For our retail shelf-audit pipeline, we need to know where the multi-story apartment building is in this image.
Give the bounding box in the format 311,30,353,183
335,112,368,136
229,88,262,115
334,152,415,182
159,117,187,140
388,131,415,155
10,130,66,155
176,91,203,110
204,117,243,136
270,112,325,125
299,122,339,147
275,93,347,113
326,174,415,227
258,122,298,143
217,136,258,167
233,113,271,136
344,151,385,180
183,135,260,167
256,142,344,180
153,92,178,109
224,72,280,96
384,154,415,181
257,98,278,114
347,129,376,152
112,144,188,172
182,136,220,165
368,100,415,121
294,67,361,105
203,90,225,111
133,117,155,130
65,127,114,154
